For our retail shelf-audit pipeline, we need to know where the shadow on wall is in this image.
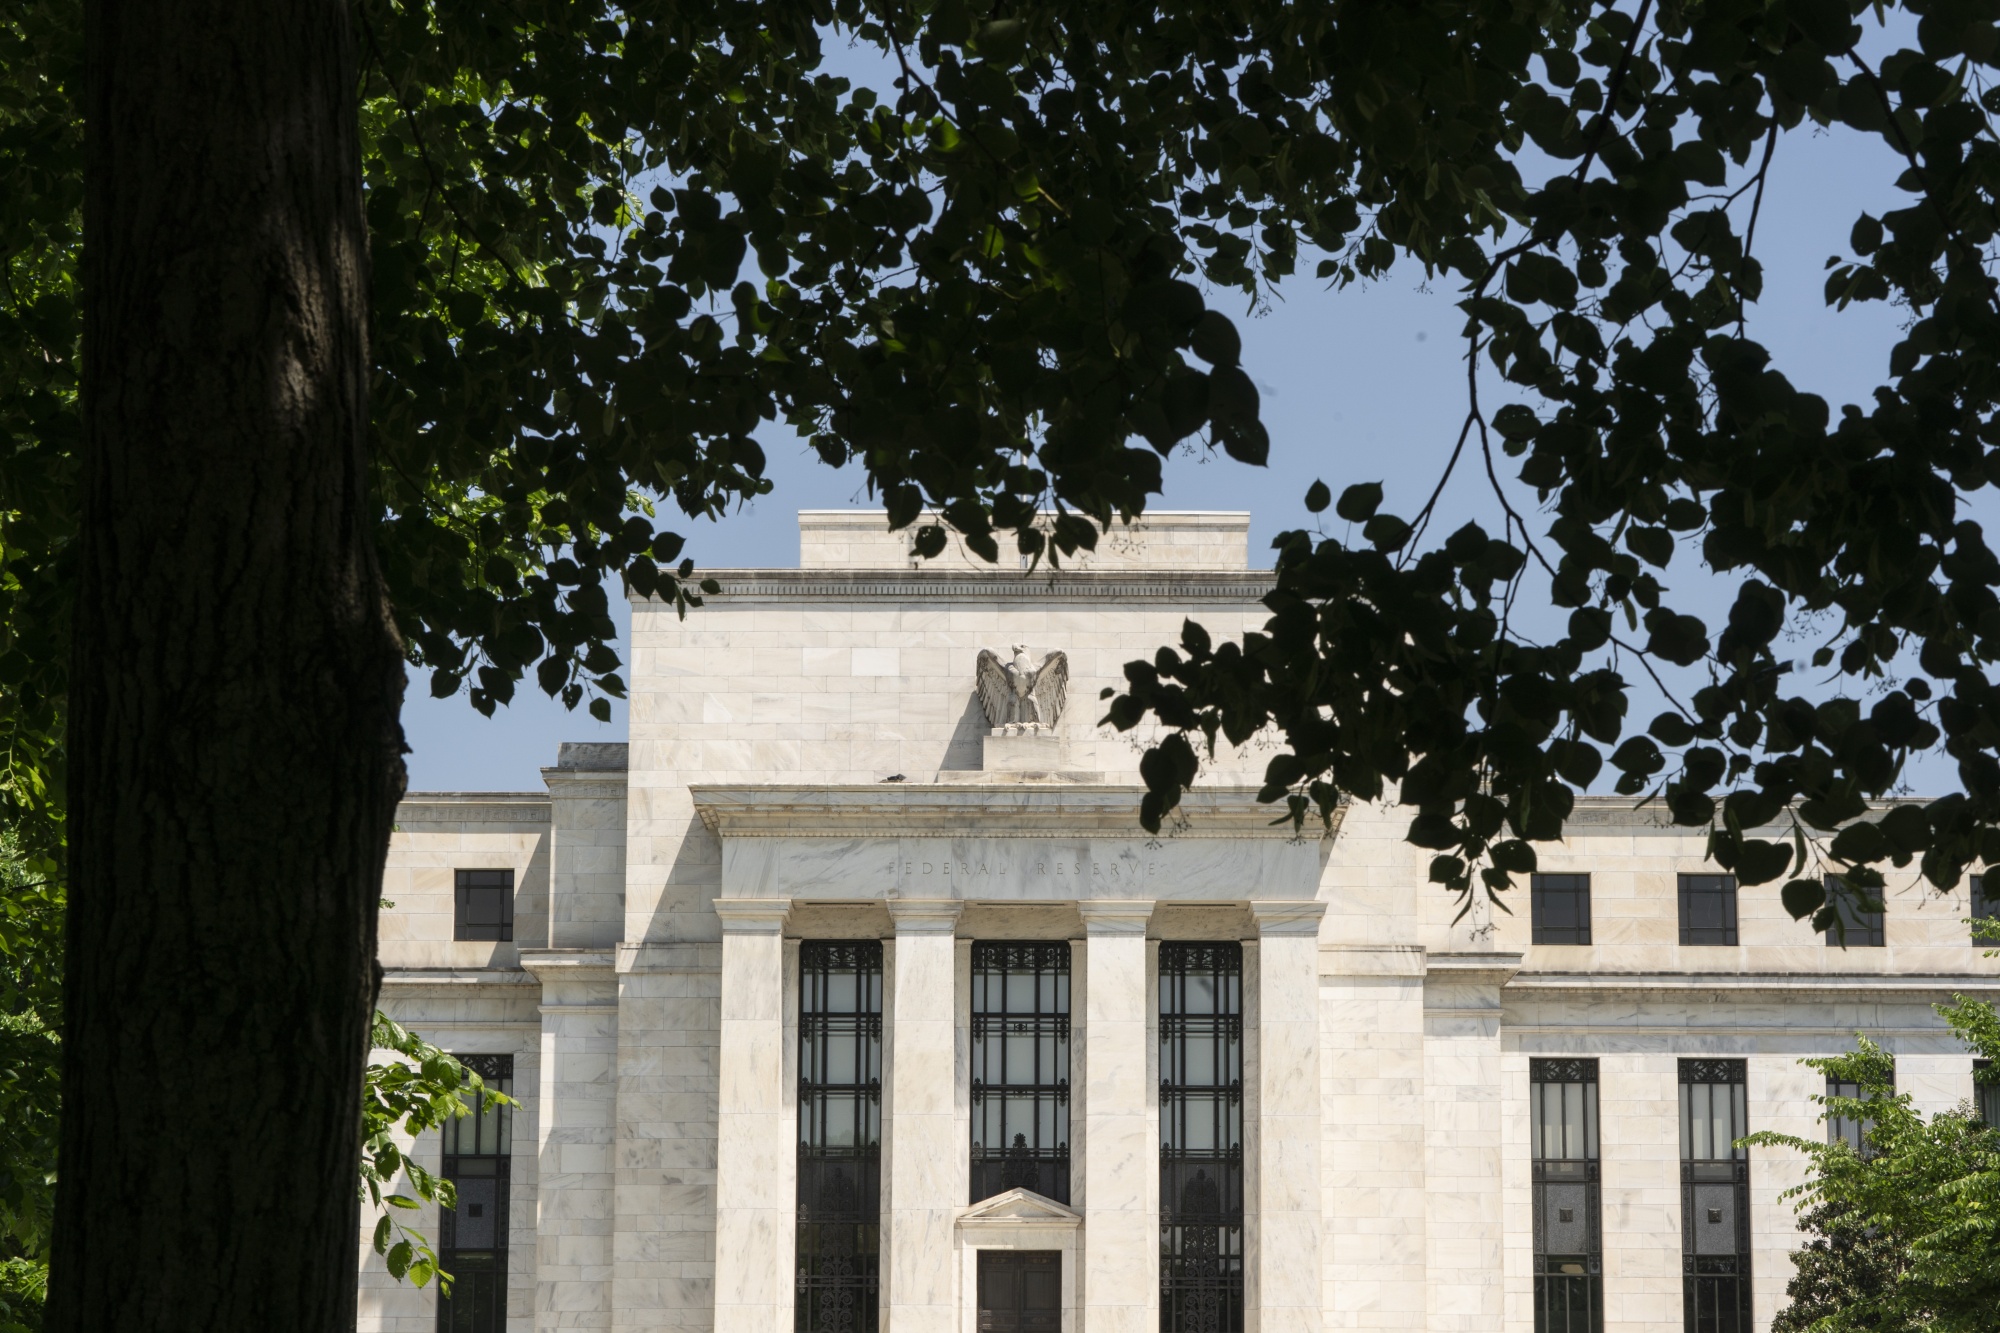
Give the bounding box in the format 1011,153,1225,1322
939,692,987,773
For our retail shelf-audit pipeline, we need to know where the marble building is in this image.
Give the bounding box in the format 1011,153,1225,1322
360,510,2000,1333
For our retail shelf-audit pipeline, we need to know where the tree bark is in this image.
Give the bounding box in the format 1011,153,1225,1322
53,2,404,1329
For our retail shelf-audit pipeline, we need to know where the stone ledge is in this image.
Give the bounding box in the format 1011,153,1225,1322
634,567,1276,604
690,783,1344,839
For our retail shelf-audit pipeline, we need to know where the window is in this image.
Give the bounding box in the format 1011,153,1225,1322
1977,1060,2000,1128
1826,1066,1894,1159
971,943,1071,1204
439,1054,512,1333
1532,876,1593,946
1532,1059,1602,1333
796,942,882,1333
1680,1059,1752,1333
1822,877,1885,948
1678,876,1739,947
1972,875,1998,944
454,869,514,942
1159,943,1244,1333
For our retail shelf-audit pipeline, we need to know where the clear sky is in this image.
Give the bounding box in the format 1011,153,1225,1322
401,59,1927,795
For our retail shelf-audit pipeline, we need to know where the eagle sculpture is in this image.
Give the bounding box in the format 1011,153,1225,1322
974,646,1069,732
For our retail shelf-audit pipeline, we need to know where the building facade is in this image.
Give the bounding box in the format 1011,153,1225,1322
360,510,2000,1333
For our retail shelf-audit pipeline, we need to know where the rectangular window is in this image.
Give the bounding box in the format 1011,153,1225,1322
1822,877,1885,948
971,942,1071,1204
1678,876,1739,947
1532,875,1593,946
439,1054,512,1333
1680,1059,1752,1333
1972,875,1997,944
1159,943,1244,1333
1977,1060,2000,1128
1532,1059,1602,1333
796,942,882,1333
1826,1065,1893,1159
454,869,514,942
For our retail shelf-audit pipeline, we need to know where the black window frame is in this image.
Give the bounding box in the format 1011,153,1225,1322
438,1053,512,1333
454,869,515,942
1531,875,1594,946
1972,874,1998,944
1822,876,1886,949
1977,1059,2000,1129
1679,1058,1752,1333
1678,875,1739,947
1826,1065,1894,1159
796,941,883,1333
1159,942,1244,1333
970,942,1072,1205
1531,1058,1602,1333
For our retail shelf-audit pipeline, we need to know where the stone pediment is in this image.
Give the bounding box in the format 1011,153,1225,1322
957,1188,1081,1227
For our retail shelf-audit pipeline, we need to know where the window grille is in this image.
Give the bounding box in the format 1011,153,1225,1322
438,1054,512,1333
1827,1066,1894,1158
796,942,882,1333
971,942,1071,1204
1531,876,1593,946
1977,1060,2000,1128
454,869,514,942
1159,943,1243,1333
1822,877,1885,948
1532,1059,1602,1333
1679,1059,1751,1333
1678,876,1739,946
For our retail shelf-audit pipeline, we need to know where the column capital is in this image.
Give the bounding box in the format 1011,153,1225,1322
1247,900,1326,936
712,897,791,934
885,896,962,934
1077,899,1155,935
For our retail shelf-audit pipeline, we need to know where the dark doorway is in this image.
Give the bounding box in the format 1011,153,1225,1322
977,1251,1061,1333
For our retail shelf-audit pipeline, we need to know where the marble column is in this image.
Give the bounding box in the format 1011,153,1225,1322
712,900,792,1333
521,948,620,1333
1078,900,1156,1333
886,898,963,1333
1247,902,1326,1333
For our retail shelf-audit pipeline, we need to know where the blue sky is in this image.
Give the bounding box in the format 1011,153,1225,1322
401,63,1929,794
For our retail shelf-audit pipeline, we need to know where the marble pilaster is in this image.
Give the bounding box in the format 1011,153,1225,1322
712,900,792,1333
522,949,619,1332
886,899,964,1333
1247,902,1326,1333
1077,901,1156,1333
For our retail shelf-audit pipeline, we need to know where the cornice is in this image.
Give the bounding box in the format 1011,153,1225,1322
690,783,1345,840
636,567,1276,605
1507,970,2000,997
396,793,551,824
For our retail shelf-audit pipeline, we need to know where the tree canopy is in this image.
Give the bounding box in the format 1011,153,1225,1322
1750,1001,2000,1332
12,0,2000,922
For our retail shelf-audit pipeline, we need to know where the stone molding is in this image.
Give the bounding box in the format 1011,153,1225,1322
634,567,1276,604
711,898,791,933
955,1188,1082,1232
1508,969,2000,996
395,792,550,824
692,783,1345,839
518,948,616,978
537,771,627,801
885,897,963,934
1077,900,1155,934
1247,900,1327,935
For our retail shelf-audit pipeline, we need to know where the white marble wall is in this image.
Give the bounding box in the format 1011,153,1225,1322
711,902,790,1333
612,943,722,1330
886,902,964,1333
1320,957,1426,1332
525,950,619,1332
1078,904,1156,1333
1248,906,1325,1333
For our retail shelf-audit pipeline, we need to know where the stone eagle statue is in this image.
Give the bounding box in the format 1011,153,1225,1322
975,646,1069,732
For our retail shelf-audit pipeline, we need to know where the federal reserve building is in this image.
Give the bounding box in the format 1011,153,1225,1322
358,510,2000,1333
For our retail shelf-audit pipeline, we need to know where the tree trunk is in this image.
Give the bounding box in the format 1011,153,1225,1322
52,1,403,1329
